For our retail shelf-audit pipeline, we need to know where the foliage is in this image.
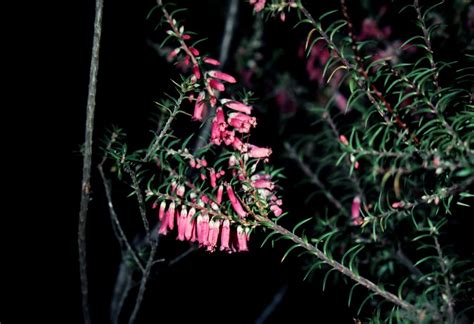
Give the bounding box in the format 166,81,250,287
94,0,474,322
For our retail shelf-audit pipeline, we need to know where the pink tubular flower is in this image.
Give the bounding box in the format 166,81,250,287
203,57,220,66
211,107,227,145
198,214,210,246
167,48,180,61
220,219,230,251
177,206,188,241
189,47,200,56
247,144,272,159
237,226,249,252
208,70,237,83
226,184,247,218
209,78,225,92
210,168,217,188
167,202,176,230
252,179,274,190
185,208,196,241
193,64,201,79
193,92,206,121
227,113,256,133
351,196,363,225
207,219,221,251
158,214,168,235
223,100,252,114
158,201,166,221
216,185,224,204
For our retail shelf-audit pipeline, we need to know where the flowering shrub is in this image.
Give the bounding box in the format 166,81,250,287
81,0,474,322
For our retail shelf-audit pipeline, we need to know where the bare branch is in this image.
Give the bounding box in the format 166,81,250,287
78,0,104,322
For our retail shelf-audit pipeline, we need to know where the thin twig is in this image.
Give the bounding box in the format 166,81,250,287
126,167,151,238
433,236,455,323
284,142,348,215
168,246,197,266
128,240,158,324
144,94,184,161
98,164,145,273
259,216,420,316
78,0,104,322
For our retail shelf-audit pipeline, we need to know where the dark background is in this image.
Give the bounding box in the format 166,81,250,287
5,0,472,323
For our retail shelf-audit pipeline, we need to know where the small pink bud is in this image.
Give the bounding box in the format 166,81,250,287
200,173,207,181
181,34,191,40
203,57,221,66
354,161,360,169
226,184,247,218
433,156,441,167
208,70,237,83
189,47,200,56
189,159,196,168
184,55,190,66
200,159,208,167
199,195,208,205
339,135,349,146
280,12,286,22
193,64,201,79
176,185,185,197
391,201,403,208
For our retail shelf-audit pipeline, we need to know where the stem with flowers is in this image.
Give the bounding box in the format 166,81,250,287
93,0,474,322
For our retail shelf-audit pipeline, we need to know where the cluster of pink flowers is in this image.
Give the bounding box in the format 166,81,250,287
158,11,282,252
155,199,250,252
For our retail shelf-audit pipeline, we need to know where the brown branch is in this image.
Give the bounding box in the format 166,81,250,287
78,0,104,322
259,216,421,316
